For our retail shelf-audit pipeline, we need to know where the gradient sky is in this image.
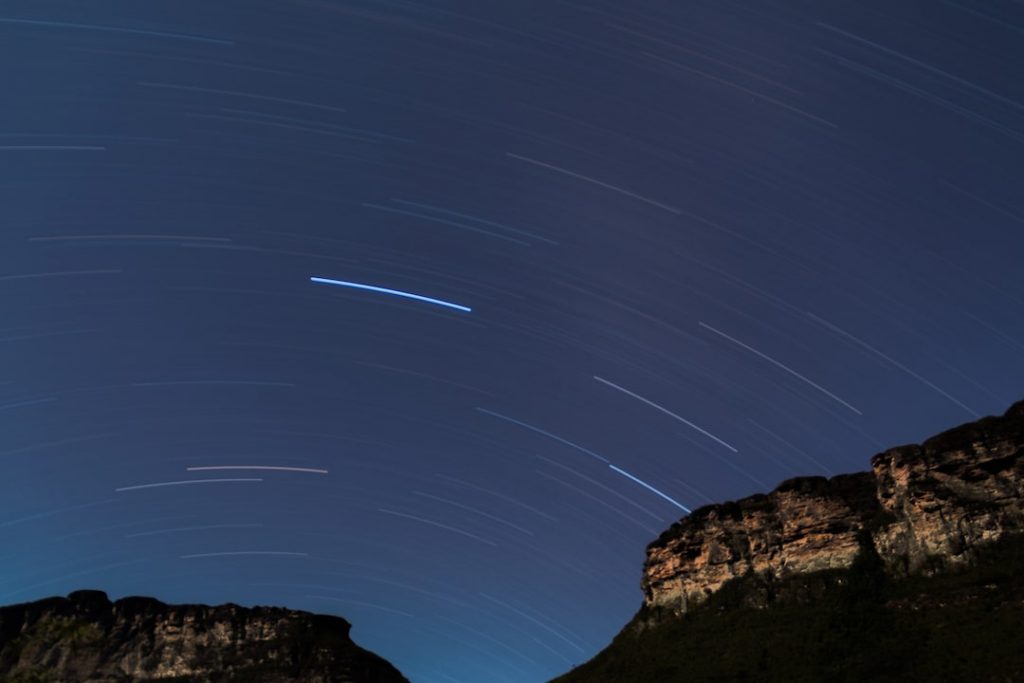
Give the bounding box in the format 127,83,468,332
3,1,1023,681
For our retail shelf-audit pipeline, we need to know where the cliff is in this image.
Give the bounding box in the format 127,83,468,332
644,400,1024,614
553,399,1024,683
0,590,409,682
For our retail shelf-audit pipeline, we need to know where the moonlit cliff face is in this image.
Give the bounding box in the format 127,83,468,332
643,401,1024,613
0,590,409,682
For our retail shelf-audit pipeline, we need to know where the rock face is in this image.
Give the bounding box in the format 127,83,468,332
0,590,409,682
644,400,1024,614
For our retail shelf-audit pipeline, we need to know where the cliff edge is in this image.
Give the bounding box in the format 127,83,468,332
0,590,409,682
644,400,1024,614
554,399,1024,683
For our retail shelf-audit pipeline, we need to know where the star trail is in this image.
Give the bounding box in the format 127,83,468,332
2,1,1023,682
311,276,474,312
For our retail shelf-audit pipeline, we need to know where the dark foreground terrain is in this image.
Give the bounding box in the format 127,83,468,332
0,590,408,682
555,400,1024,683
553,533,1024,683
3,402,1021,682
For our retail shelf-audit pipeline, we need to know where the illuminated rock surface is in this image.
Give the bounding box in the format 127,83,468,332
643,400,1024,614
0,590,408,682
555,400,1024,683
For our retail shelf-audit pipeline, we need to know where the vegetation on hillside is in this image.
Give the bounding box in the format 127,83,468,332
553,535,1024,683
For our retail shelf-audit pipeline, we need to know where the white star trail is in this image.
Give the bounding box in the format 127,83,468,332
594,375,739,452
115,478,263,492
699,322,863,415
476,408,610,463
186,465,329,474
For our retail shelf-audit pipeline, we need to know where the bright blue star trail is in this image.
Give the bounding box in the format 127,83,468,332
311,277,473,313
607,465,691,514
2,1,1023,682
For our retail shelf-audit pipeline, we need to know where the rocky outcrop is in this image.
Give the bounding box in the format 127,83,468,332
871,403,1024,573
0,590,409,682
643,400,1024,614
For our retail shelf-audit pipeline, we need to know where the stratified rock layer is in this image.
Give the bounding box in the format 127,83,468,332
643,401,1024,614
0,590,409,682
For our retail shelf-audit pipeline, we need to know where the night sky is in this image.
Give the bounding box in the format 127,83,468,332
3,1,1024,681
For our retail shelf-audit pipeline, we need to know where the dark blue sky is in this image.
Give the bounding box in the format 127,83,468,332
2,1,1023,681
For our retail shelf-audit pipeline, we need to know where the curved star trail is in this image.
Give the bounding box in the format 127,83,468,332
186,465,329,474
2,2,1023,682
114,479,264,493
310,276,473,313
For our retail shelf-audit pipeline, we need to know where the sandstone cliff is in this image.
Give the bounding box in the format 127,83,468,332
643,400,1024,614
0,590,409,682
